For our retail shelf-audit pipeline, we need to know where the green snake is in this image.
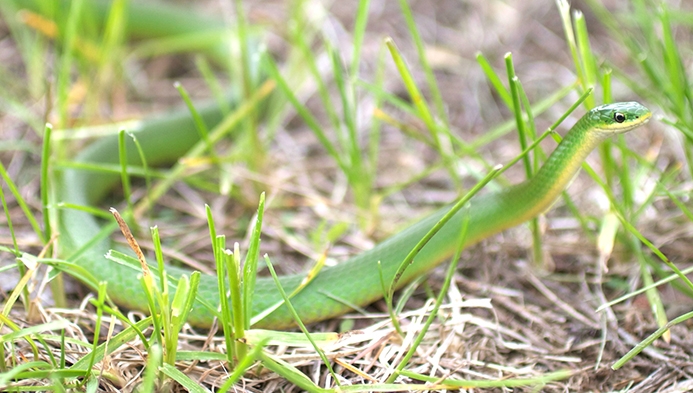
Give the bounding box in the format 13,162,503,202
58,101,651,329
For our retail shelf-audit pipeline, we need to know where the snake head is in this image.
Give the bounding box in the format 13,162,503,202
589,101,652,134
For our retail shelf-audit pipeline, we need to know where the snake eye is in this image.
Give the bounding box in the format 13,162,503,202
614,112,626,123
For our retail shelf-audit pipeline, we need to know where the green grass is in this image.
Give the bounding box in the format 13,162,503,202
0,0,691,391
578,0,693,365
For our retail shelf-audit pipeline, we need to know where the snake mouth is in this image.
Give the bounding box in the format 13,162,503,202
636,110,652,123
635,110,652,126
622,110,652,131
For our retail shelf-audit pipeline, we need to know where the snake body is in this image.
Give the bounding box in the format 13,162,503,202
58,102,651,329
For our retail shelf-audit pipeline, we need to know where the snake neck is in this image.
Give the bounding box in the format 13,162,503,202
522,116,607,210
462,117,607,246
